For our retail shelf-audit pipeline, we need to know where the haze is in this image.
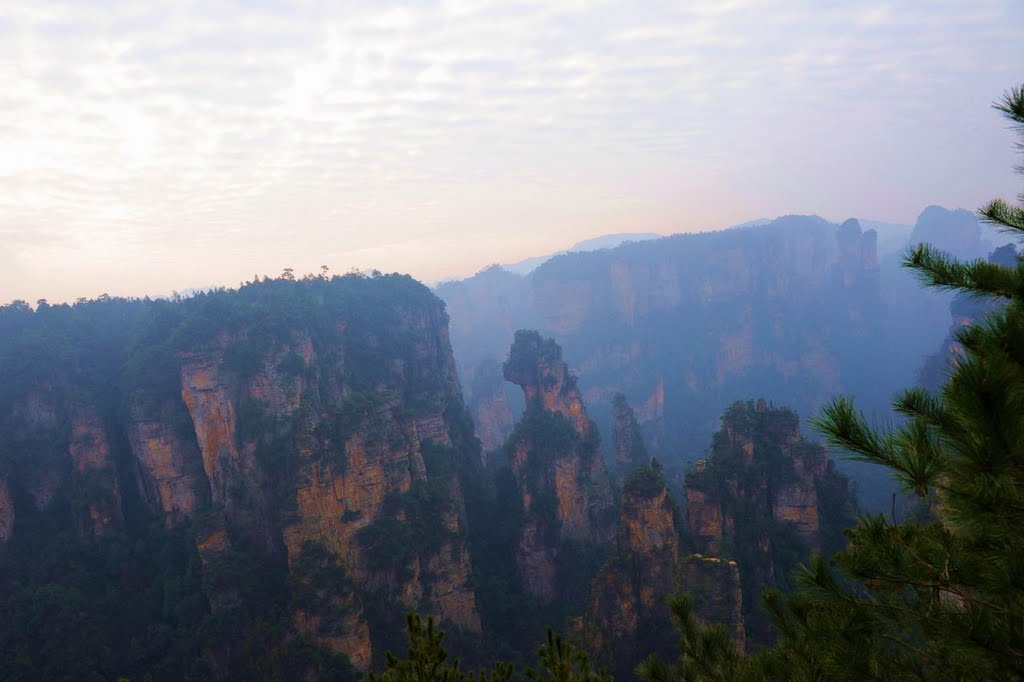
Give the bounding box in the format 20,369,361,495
2,0,1022,304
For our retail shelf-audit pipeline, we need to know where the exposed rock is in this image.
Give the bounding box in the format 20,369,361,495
128,396,209,526
502,331,615,601
612,393,648,474
67,407,122,536
467,358,516,455
439,215,897,479
684,400,854,644
678,554,745,650
503,330,593,438
580,463,745,674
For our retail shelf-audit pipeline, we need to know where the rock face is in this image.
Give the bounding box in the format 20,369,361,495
467,357,516,455
128,395,209,526
504,330,593,437
909,205,987,260
0,384,124,540
501,330,615,601
612,393,648,474
0,275,482,674
684,399,854,643
438,215,889,481
678,554,745,649
67,406,123,536
580,463,745,675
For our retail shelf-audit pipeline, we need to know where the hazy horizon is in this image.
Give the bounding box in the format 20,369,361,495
3,0,1022,304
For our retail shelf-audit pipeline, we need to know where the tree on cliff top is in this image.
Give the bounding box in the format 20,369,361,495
637,84,1024,682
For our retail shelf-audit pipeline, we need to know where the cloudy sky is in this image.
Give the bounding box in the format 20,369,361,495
2,0,1022,303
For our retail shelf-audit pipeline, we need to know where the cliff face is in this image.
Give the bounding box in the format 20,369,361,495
678,554,745,649
439,216,891,488
612,393,648,474
580,464,745,675
466,357,516,455
501,330,615,601
684,399,854,643
0,383,124,541
0,275,482,676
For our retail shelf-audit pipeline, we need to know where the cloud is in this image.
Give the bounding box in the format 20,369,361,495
1,0,1022,302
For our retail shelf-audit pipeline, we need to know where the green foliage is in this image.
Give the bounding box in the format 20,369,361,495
366,613,515,682
636,594,747,682
622,460,667,499
647,84,1024,682
358,479,457,576
502,330,578,398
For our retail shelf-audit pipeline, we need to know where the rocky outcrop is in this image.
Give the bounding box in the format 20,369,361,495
504,330,592,437
580,463,745,674
612,393,648,474
502,330,615,601
0,275,483,674
438,215,900,483
129,396,209,526
909,205,987,260
678,554,745,649
685,399,854,643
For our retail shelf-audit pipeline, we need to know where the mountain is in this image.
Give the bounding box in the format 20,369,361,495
0,275,483,678
437,207,1001,512
439,215,894,502
0,281,862,679
684,399,855,643
856,218,913,258
501,232,663,275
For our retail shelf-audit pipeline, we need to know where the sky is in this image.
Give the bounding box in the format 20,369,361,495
2,0,1022,304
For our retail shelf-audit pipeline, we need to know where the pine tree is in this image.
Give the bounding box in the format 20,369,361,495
755,84,1024,681
637,84,1024,682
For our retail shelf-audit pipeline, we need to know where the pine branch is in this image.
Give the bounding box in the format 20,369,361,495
903,244,1022,300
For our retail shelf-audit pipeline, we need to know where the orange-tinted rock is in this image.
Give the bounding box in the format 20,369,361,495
68,407,122,536
503,331,615,602
128,399,209,526
581,465,744,675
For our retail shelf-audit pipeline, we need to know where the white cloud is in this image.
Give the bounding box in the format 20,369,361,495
1,0,1022,302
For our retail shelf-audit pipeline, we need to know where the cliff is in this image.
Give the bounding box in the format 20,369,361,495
500,331,615,602
0,275,482,678
611,393,648,474
684,399,854,643
466,357,516,456
579,463,744,675
438,216,894,500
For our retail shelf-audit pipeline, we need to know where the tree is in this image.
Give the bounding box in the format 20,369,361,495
636,595,747,682
526,630,612,682
762,85,1024,681
366,613,514,682
637,84,1024,682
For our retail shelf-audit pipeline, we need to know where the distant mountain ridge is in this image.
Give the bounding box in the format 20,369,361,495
501,232,664,275
437,206,997,512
